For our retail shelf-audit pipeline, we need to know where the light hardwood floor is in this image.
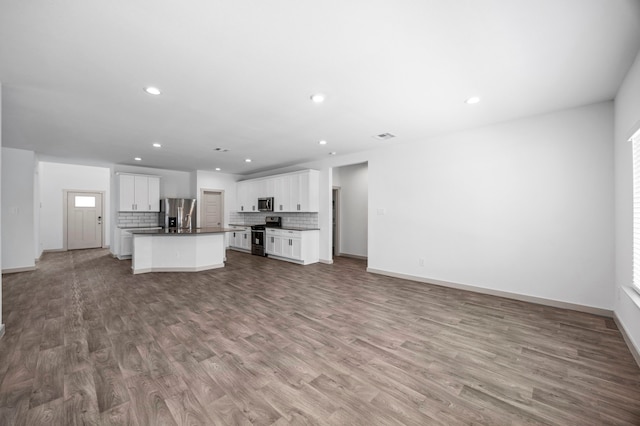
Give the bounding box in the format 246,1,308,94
1,248,640,425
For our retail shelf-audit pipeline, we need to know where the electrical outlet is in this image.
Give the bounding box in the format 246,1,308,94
419,258,424,267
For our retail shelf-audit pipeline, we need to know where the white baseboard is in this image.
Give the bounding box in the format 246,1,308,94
366,267,613,318
338,253,368,260
614,313,640,368
2,265,37,274
132,263,225,274
319,259,334,264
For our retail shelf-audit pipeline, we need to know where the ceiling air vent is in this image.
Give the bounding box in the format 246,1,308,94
373,133,396,140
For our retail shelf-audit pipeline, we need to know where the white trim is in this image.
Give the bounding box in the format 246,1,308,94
338,253,368,260
63,189,105,250
132,263,225,275
366,267,613,317
266,254,317,266
614,311,640,368
2,266,37,274
319,259,334,264
332,186,341,258
199,188,225,228
228,247,251,254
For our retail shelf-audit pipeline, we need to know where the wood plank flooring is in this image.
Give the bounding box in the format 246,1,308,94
1,248,640,425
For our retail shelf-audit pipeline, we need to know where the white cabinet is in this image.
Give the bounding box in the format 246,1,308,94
148,177,160,211
118,174,160,212
236,170,319,213
116,227,161,259
273,176,291,212
236,181,258,212
228,226,250,251
290,170,319,212
266,228,319,265
120,229,134,258
266,229,285,257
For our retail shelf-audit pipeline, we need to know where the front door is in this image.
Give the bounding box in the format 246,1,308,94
67,192,103,250
202,191,223,227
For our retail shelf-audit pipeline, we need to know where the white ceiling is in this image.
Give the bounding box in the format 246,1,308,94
1,0,639,175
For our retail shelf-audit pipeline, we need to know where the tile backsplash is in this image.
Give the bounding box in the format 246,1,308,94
229,212,318,229
117,211,318,229
116,212,162,227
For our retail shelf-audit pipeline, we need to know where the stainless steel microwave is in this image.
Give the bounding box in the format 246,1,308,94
258,197,274,212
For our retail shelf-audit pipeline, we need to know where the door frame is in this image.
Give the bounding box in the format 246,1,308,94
199,188,225,228
332,186,341,258
63,189,106,251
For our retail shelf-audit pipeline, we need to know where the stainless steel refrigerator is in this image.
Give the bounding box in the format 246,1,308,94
161,198,197,229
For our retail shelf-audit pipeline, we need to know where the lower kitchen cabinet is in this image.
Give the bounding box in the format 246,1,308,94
266,229,319,265
116,227,161,259
229,227,251,251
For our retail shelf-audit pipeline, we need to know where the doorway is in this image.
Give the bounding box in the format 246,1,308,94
66,191,104,250
201,190,224,228
332,187,340,257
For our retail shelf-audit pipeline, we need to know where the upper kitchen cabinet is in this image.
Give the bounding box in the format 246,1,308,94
290,170,319,212
236,170,319,213
236,180,253,212
273,176,290,212
118,173,160,212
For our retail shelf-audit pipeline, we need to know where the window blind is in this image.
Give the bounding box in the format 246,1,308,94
632,131,640,294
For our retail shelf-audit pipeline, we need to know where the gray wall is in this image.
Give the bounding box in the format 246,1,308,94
333,163,368,257
614,48,640,358
1,147,36,271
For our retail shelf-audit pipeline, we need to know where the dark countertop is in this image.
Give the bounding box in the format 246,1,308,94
130,227,235,236
268,227,320,231
228,224,319,231
118,225,163,229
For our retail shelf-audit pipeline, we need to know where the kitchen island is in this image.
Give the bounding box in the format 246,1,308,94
130,227,234,274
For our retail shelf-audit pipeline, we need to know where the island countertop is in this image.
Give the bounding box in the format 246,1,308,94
130,227,235,236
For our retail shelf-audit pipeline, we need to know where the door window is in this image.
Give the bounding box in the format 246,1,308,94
75,195,96,208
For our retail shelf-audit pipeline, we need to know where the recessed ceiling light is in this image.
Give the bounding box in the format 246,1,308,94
310,93,325,103
215,167,221,171
134,157,142,161
318,140,327,145
144,86,161,95
329,152,337,156
152,143,162,148
245,158,252,163
465,96,480,104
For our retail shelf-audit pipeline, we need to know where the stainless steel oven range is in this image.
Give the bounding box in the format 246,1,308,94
251,216,281,256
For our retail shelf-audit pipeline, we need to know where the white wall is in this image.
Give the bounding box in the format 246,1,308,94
39,162,111,250
333,163,368,257
33,154,41,259
369,102,614,310
614,49,640,355
0,81,4,334
285,102,615,310
1,148,36,271
195,170,239,247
